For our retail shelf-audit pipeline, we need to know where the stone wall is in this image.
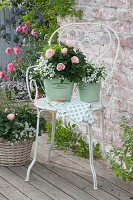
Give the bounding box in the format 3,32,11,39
58,0,133,151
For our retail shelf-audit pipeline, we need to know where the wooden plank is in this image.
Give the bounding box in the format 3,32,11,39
57,148,133,194
38,134,133,194
0,166,52,200
9,165,76,200
35,134,133,199
0,176,30,200
37,162,119,200
0,192,9,200
25,162,97,200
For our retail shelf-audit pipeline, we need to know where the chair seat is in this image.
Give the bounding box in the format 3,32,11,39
34,98,103,112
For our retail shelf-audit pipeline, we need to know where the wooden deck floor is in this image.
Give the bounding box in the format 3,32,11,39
0,134,133,200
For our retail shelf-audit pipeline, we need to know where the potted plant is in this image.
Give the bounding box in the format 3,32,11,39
0,85,46,166
78,60,107,103
34,41,87,102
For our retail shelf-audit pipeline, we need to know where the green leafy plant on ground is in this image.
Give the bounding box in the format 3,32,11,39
107,116,133,182
46,118,101,159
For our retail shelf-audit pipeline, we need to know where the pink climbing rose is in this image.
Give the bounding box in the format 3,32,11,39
0,71,8,79
71,56,79,64
7,63,14,71
14,47,20,55
7,113,15,121
16,26,21,32
57,63,65,71
45,49,54,58
5,47,12,54
31,29,37,35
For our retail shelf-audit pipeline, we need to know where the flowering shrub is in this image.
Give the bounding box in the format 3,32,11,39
0,106,47,142
34,43,87,83
82,61,107,84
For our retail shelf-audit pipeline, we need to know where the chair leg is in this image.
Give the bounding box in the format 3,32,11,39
25,108,40,182
101,110,106,158
88,124,98,190
48,111,56,160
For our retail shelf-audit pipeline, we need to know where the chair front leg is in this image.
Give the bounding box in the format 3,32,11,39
48,111,56,160
88,123,98,189
25,108,40,182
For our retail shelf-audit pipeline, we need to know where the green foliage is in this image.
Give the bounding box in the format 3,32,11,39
22,0,83,37
0,85,47,142
107,116,133,182
46,118,101,158
82,61,107,84
35,43,87,83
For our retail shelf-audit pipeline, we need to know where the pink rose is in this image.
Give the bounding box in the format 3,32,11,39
57,63,65,71
61,48,68,55
44,34,48,40
71,56,79,64
15,63,19,66
14,47,20,55
5,74,8,79
17,43,21,47
45,49,54,58
31,29,37,35
25,21,30,24
22,26,27,32
7,63,14,71
7,113,15,121
66,40,74,48
16,26,21,32
0,71,6,79
5,47,12,54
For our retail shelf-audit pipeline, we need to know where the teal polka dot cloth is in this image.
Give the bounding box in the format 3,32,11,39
50,100,94,124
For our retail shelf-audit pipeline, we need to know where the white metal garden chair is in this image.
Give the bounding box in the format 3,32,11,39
25,22,120,190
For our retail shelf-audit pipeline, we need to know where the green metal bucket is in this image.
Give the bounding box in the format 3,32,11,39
44,78,74,102
78,82,101,103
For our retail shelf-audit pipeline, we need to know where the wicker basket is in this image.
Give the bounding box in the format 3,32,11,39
0,138,34,166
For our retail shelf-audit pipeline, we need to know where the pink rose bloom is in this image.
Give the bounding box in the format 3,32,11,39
5,47,12,54
17,43,21,47
7,63,14,71
7,113,15,121
44,34,48,40
45,49,54,58
14,47,20,55
22,45,25,47
61,48,68,55
5,74,8,79
31,29,37,35
57,63,65,71
0,71,6,79
25,21,30,24
15,63,19,66
22,26,27,32
16,26,21,32
71,56,79,64
66,40,74,48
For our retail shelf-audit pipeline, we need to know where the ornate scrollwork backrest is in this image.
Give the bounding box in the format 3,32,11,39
26,22,120,107
48,22,120,107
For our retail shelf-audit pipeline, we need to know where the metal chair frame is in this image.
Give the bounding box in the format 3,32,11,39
25,22,120,190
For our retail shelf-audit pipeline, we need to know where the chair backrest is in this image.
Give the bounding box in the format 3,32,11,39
48,22,120,72
48,22,120,107
26,22,120,105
